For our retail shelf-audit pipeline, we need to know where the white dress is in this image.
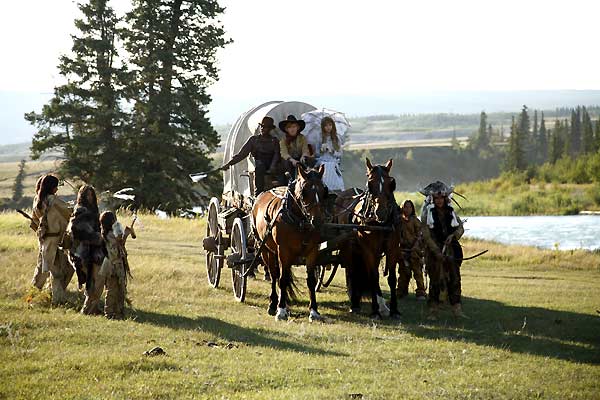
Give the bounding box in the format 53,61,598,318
316,137,345,191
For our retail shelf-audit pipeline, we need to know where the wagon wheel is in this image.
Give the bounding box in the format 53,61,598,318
230,218,248,302
314,265,326,292
205,197,222,288
322,264,339,288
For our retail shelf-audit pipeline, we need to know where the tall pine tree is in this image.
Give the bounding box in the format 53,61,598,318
531,109,539,162
596,118,600,152
516,105,530,170
11,160,27,203
506,116,526,171
581,106,595,153
25,0,128,189
472,111,489,150
548,120,563,164
538,112,548,163
569,107,581,156
563,119,571,156
122,0,230,210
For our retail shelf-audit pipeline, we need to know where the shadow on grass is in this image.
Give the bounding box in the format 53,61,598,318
131,309,345,357
399,295,600,365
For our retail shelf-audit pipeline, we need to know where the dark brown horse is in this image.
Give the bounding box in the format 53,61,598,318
252,164,327,321
336,158,400,319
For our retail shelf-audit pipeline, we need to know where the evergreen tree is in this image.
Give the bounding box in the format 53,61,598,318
548,120,563,164
531,109,539,161
122,0,230,210
581,106,595,153
516,105,530,169
472,111,489,149
538,112,548,163
25,0,128,189
563,119,571,156
11,160,26,203
487,123,493,145
596,118,600,152
569,107,581,155
506,116,526,170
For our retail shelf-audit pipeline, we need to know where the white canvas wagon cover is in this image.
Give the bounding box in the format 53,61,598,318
222,100,316,198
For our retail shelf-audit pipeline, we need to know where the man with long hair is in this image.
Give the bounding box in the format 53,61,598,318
68,185,105,314
421,182,466,319
30,174,74,304
396,199,426,300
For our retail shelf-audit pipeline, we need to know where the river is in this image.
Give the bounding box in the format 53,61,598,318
463,215,600,251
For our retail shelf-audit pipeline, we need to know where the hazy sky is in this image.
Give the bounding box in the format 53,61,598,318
1,0,599,128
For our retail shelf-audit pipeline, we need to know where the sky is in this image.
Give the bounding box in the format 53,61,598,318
1,0,599,141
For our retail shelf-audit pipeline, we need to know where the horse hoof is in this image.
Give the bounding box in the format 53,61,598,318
391,312,402,320
349,307,360,314
267,306,277,316
275,307,288,321
309,309,323,322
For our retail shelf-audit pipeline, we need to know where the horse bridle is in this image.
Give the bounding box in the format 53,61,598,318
361,166,395,224
286,177,325,226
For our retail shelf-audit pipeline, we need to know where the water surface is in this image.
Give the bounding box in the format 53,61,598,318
463,215,600,250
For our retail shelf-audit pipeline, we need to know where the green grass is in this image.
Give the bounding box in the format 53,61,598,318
395,175,600,216
0,211,599,399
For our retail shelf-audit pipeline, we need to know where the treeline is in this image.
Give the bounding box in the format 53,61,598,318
502,105,600,175
351,106,600,131
26,0,229,212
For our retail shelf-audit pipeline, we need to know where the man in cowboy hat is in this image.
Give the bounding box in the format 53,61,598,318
220,116,281,195
420,181,466,320
279,115,312,182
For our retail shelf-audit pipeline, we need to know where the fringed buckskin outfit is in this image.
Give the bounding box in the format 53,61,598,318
98,225,132,319
31,195,74,303
397,213,426,298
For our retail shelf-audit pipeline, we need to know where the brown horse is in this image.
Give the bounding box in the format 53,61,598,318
336,158,400,319
252,164,327,321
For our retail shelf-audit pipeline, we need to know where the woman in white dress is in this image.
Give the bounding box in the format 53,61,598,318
315,116,345,191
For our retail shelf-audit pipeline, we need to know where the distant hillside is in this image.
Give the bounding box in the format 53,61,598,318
5,89,600,145
0,142,31,162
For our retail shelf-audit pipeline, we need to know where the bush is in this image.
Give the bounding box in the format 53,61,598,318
511,193,539,215
587,183,600,206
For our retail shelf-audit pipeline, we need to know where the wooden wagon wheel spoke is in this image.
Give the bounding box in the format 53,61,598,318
205,197,222,288
230,218,248,302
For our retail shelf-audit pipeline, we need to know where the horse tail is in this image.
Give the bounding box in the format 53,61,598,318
283,266,299,302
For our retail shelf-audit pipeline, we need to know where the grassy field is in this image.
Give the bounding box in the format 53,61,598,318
1,211,599,399
0,160,57,198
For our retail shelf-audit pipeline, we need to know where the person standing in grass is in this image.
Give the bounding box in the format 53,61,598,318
68,185,105,315
98,211,135,319
31,174,74,304
421,182,466,319
396,199,427,301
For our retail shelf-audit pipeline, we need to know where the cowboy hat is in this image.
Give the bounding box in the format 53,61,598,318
259,116,275,128
278,115,306,133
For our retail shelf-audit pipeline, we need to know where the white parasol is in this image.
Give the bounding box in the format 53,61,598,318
301,109,350,156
